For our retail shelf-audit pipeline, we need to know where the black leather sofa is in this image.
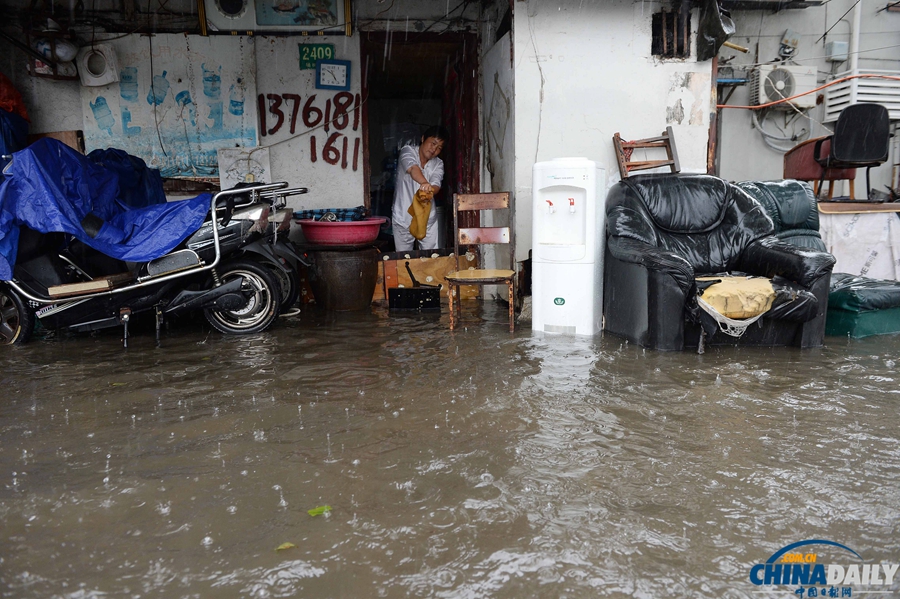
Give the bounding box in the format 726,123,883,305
603,174,836,350
737,179,900,339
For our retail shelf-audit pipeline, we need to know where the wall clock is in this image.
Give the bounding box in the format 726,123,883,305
315,59,351,91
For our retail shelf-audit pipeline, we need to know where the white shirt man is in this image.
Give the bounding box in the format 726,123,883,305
391,127,447,251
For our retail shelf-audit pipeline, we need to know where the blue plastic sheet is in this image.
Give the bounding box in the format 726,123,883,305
0,109,28,172
87,147,167,209
0,138,211,281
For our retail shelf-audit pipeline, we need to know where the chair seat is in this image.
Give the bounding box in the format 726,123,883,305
445,268,515,283
784,137,856,181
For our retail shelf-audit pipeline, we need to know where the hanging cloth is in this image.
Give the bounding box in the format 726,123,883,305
407,188,433,241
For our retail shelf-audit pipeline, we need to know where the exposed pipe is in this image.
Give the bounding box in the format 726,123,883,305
849,0,862,103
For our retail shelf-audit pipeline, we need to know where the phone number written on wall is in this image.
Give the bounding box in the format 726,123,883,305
258,91,361,171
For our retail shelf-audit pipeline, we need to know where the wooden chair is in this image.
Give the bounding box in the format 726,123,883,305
445,192,516,333
612,125,681,179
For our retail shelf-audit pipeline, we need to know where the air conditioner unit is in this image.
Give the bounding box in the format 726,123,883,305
749,64,818,109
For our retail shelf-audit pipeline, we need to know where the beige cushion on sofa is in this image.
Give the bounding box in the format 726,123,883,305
697,276,776,319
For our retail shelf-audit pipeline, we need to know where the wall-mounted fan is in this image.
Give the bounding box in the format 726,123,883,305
214,0,248,19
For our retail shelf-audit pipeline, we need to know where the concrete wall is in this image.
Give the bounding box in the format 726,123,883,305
1,46,82,134
512,0,714,261
717,0,900,192
483,32,514,195
255,35,364,211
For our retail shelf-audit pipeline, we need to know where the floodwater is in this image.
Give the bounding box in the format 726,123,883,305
1,303,899,598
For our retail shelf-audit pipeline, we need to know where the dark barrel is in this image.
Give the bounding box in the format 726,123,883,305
306,247,378,311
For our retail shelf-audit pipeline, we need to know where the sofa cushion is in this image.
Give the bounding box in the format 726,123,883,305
621,174,730,233
607,174,775,275
698,276,775,318
829,273,900,312
777,229,827,252
735,180,819,232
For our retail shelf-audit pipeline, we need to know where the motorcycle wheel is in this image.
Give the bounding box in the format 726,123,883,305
265,260,300,312
0,287,35,345
203,260,280,335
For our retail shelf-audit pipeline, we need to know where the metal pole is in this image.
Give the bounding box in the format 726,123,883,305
849,0,862,105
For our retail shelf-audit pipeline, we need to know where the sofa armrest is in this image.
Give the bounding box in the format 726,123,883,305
604,244,693,350
737,236,836,288
607,236,695,296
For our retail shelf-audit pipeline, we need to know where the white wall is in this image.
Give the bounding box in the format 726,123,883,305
717,0,900,192
79,34,258,178
483,32,515,195
513,0,713,261
255,35,364,212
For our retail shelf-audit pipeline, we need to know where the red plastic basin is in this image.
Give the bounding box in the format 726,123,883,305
298,217,386,245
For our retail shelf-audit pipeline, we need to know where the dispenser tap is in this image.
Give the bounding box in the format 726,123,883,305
568,197,575,213
546,200,555,214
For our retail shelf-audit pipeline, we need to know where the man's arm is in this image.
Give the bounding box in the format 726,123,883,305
406,165,438,195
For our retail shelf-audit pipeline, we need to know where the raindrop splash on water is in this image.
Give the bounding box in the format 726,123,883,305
273,485,287,508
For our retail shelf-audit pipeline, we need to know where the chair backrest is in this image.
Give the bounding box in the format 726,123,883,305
831,103,890,166
605,174,774,274
453,192,515,271
735,180,827,252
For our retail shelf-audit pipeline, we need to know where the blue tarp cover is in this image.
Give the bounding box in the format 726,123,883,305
0,110,28,172
87,147,167,209
0,138,211,281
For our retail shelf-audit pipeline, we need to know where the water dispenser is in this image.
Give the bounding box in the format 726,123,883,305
531,157,606,336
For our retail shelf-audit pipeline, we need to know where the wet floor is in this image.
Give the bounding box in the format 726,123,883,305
1,303,899,598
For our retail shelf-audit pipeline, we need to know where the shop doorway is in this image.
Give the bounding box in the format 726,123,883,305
360,31,479,252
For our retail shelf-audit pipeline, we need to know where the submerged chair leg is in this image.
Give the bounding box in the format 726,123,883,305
449,284,457,330
508,281,515,333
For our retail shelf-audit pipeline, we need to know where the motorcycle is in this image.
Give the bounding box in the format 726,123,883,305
0,181,297,346
236,185,310,312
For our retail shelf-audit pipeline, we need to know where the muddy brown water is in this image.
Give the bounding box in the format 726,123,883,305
1,304,899,598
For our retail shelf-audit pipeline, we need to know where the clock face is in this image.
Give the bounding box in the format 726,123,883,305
321,64,345,86
316,60,351,90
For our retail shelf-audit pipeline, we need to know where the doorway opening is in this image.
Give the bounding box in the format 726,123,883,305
360,31,479,253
